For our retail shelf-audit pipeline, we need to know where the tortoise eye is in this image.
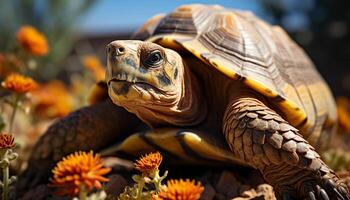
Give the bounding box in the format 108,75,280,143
144,50,164,68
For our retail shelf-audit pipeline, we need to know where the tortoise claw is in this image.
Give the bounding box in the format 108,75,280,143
333,188,345,200
315,185,329,200
278,174,350,199
324,179,336,190
321,178,349,200
299,177,350,200
308,191,316,200
339,185,350,200
319,188,329,200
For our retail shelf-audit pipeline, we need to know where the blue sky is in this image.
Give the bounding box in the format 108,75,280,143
79,0,262,34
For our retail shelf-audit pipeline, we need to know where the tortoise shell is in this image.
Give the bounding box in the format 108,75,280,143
132,4,337,148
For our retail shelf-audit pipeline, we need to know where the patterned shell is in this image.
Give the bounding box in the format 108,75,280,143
133,4,337,148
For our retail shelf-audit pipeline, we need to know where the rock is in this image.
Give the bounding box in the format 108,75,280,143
256,184,275,200
239,188,257,198
200,184,216,200
215,170,241,198
105,174,128,196
233,184,275,200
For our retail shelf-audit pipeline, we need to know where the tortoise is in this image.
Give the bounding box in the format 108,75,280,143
17,4,349,200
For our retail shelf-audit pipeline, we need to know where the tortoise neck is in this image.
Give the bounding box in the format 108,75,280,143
176,62,207,126
141,61,206,128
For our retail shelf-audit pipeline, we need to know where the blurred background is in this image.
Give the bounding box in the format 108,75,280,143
0,0,349,97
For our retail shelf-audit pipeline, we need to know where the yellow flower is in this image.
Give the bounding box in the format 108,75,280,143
155,179,204,200
31,80,73,118
2,73,38,94
82,55,106,81
16,25,49,56
50,151,111,196
134,152,162,175
0,133,15,149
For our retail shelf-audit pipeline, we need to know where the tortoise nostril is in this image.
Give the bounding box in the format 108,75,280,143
107,42,126,57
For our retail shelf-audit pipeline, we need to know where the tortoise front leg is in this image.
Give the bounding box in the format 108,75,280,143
223,96,349,200
16,99,142,194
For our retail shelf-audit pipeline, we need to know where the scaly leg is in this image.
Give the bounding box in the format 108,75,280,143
223,96,349,199
16,99,142,195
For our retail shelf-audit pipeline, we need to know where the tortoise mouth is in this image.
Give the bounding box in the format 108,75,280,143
108,75,164,96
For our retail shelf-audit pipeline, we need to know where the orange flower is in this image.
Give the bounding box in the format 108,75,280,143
134,152,162,175
82,55,106,81
2,73,38,93
155,179,204,200
0,133,16,149
50,151,111,196
31,80,73,118
16,25,48,56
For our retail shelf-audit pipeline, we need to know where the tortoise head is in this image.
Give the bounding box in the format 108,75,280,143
106,40,183,102
106,40,203,127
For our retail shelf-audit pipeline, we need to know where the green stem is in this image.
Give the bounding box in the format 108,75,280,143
9,94,21,133
79,184,87,200
2,152,9,200
136,178,145,200
152,169,167,192
154,170,161,191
